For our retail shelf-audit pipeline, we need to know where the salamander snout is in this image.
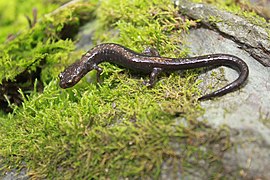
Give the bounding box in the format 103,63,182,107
58,72,71,89
58,60,88,89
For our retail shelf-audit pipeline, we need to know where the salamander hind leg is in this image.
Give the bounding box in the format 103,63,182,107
142,47,160,56
143,67,163,87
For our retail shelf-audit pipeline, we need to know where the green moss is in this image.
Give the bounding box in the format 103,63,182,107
0,75,230,178
0,33,73,83
0,0,233,179
94,0,196,57
0,0,97,83
0,0,61,43
0,0,97,112
193,0,269,28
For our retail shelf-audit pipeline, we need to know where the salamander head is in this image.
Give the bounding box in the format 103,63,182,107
59,60,88,89
58,51,99,88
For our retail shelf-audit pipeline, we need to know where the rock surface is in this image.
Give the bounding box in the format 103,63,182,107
187,28,270,179
177,0,270,67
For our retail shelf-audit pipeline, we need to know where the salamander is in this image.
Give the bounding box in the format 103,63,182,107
58,43,249,100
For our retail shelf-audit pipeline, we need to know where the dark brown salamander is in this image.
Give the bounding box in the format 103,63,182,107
59,43,249,100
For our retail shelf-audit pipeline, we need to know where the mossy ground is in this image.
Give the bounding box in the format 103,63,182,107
193,0,270,27
0,0,236,179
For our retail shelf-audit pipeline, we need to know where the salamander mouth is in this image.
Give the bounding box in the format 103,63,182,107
59,79,70,89
59,77,77,89
59,82,68,89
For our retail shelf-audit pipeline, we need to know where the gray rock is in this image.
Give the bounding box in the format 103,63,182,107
177,0,270,66
187,28,270,179
0,167,28,180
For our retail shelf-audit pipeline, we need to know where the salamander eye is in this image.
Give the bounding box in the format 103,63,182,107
58,73,63,79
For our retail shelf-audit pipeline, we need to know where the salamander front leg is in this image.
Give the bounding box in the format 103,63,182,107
143,67,163,87
92,64,103,83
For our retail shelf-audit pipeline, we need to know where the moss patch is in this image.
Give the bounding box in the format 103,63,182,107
193,0,269,27
0,0,97,112
0,74,231,179
0,0,60,43
94,0,198,57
